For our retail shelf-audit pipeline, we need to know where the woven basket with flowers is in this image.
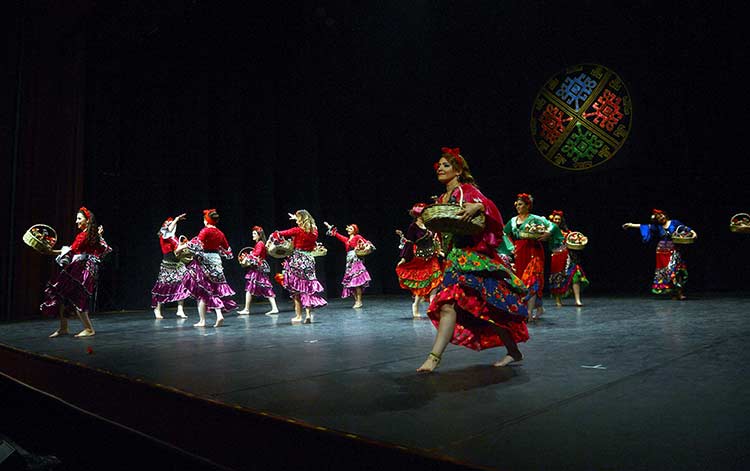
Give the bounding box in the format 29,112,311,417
23,224,58,254
671,225,696,244
565,231,588,250
422,186,485,236
730,213,750,233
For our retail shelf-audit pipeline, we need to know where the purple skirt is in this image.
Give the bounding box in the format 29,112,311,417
341,250,371,298
40,255,100,317
282,250,327,308
151,260,191,307
184,253,237,313
244,264,276,298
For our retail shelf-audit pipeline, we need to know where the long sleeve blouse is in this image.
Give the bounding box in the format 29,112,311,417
276,227,318,251
332,232,367,252
70,230,111,258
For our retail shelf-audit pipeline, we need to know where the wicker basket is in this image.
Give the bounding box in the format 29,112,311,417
355,242,376,257
311,243,328,257
422,186,485,235
671,225,696,244
238,247,254,267
22,224,57,254
565,231,588,250
730,213,750,233
175,235,194,264
267,238,294,259
519,231,544,240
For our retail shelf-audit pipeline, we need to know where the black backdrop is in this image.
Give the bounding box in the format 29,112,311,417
5,1,749,318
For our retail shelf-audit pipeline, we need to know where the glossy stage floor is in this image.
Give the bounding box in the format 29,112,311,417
1,294,749,470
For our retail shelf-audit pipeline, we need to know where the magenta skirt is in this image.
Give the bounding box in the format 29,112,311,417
184,253,237,313
341,250,371,298
40,255,101,317
282,250,327,308
244,263,276,298
151,260,191,307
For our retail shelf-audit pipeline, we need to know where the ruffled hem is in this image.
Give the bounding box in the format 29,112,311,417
185,266,237,313
549,266,589,297
151,282,191,306
40,261,98,316
298,293,328,308
427,284,529,351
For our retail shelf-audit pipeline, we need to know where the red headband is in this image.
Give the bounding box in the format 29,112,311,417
517,193,533,206
251,225,264,234
79,206,91,220
551,210,564,217
203,208,218,225
162,217,174,227
347,224,359,235
441,147,465,167
652,208,664,215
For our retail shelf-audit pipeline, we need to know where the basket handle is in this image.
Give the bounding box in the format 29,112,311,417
731,213,750,221
455,185,465,207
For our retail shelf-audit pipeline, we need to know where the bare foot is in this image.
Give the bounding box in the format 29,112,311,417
176,311,188,318
193,321,206,327
303,315,313,324
213,317,225,328
493,353,522,367
237,310,250,316
264,309,279,316
49,329,69,338
291,316,303,323
352,302,363,309
154,309,164,319
416,353,441,372
74,329,95,338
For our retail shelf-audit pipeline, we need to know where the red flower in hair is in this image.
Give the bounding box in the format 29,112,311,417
79,206,91,219
252,225,263,233
441,147,464,167
652,208,664,215
551,210,564,217
203,208,217,225
517,193,533,206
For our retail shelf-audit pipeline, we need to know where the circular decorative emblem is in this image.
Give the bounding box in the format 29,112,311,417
531,64,632,170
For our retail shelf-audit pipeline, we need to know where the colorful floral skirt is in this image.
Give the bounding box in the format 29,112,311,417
40,255,101,317
514,239,545,302
652,240,688,294
395,255,443,298
427,247,530,351
184,253,237,313
245,260,275,298
549,247,589,297
151,260,191,307
341,250,371,298
282,250,327,308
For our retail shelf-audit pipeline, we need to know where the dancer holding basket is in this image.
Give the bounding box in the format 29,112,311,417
325,222,372,308
271,210,327,324
181,209,237,327
547,210,589,307
417,147,530,372
41,207,111,338
151,214,190,319
395,203,443,317
623,209,697,299
503,193,563,321
237,226,279,315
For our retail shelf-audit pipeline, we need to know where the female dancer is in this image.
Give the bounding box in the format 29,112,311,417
418,147,530,372
42,207,111,338
237,226,279,315
181,209,237,327
623,209,697,299
326,223,372,308
503,193,562,321
271,210,327,323
548,210,589,307
151,214,190,319
395,203,443,317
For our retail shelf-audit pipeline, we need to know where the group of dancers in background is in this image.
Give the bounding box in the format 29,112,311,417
37,147,696,372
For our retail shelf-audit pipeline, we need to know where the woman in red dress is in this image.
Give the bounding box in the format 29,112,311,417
181,209,237,327
548,210,588,307
417,148,530,372
395,203,443,317
151,213,190,319
237,226,279,315
327,223,372,308
42,207,111,338
271,210,327,324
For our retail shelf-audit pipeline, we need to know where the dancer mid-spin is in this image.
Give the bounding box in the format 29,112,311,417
417,148,530,372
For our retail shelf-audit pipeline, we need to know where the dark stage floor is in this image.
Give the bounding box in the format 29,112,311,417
1,294,749,470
